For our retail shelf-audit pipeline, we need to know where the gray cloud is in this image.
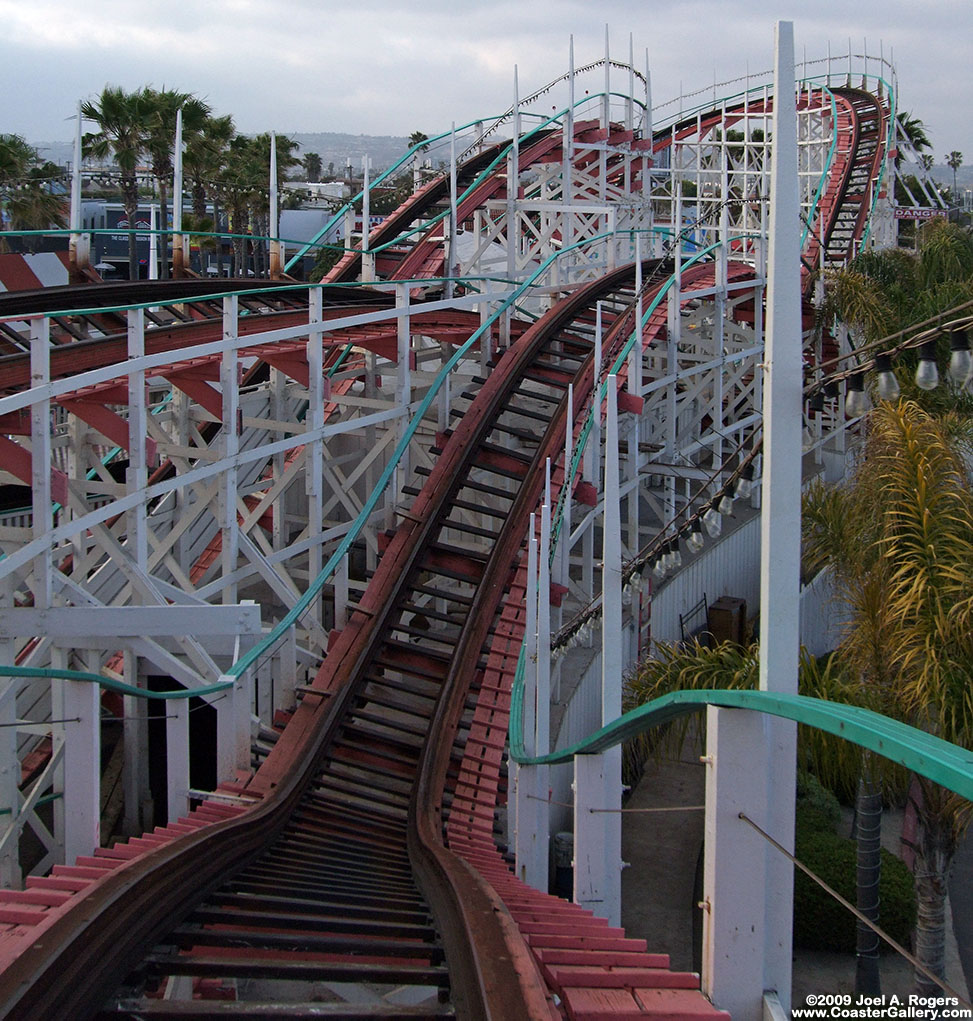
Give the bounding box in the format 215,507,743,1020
0,0,969,159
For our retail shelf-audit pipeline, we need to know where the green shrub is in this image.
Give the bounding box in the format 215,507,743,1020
796,771,842,832
793,803,915,953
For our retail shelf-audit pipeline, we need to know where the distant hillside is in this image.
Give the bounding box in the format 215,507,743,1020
288,132,411,175
31,132,413,176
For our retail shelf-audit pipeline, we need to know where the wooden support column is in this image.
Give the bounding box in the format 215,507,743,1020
574,381,623,926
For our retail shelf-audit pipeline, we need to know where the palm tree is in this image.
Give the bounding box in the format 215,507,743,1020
0,133,37,185
918,154,935,175
184,113,234,219
847,402,973,995
217,132,298,277
0,136,66,249
142,88,211,278
408,130,430,154
945,151,964,205
183,113,234,273
627,401,973,996
896,112,932,169
302,151,322,183
6,162,67,249
82,86,151,279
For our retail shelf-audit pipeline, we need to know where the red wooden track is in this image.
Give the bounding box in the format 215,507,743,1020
0,82,887,1018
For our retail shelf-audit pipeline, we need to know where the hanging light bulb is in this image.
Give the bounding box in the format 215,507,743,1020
949,331,972,385
652,554,667,581
660,540,674,572
874,353,900,401
915,341,939,390
733,463,755,501
687,519,705,553
718,490,735,516
669,537,682,571
845,372,871,417
702,503,723,538
809,391,826,413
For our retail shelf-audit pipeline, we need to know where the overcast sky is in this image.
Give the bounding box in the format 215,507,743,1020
1,0,969,161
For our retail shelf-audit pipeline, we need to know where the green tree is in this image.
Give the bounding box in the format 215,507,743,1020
0,133,37,185
82,85,151,279
918,153,935,174
627,401,973,995
184,113,234,219
302,151,322,183
7,162,67,248
896,112,932,169
805,401,973,997
0,137,67,249
408,130,430,154
217,132,298,276
945,151,964,206
183,113,234,272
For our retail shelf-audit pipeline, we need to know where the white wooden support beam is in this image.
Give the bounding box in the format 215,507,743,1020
0,603,261,640
562,36,575,255
703,705,773,1020
269,133,281,279
45,645,95,866
214,672,238,784
574,381,623,925
220,296,240,605
573,750,616,919
128,307,149,574
447,124,458,299
334,547,349,630
756,20,800,1012
276,624,297,713
394,283,412,504
560,385,574,594
30,317,52,611
271,366,286,551
581,306,604,603
703,24,800,1019
533,481,552,890
515,519,547,890
0,650,19,886
69,101,88,278
122,650,148,835
307,287,325,627
361,157,375,282
166,693,190,825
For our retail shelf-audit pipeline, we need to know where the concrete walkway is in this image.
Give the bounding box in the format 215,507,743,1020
620,747,971,1007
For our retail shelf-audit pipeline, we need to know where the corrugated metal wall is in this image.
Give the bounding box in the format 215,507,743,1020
546,515,843,829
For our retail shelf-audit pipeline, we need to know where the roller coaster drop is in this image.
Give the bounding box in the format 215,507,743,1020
0,34,923,1020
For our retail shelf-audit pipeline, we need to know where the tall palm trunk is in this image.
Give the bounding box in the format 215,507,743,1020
855,769,883,995
913,816,952,997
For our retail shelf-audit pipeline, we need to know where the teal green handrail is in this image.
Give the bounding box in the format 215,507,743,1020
0,664,232,700
511,688,973,802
